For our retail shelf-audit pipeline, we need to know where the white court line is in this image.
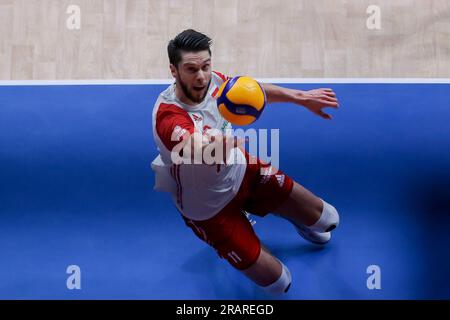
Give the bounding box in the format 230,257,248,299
0,78,449,86
260,78,450,84
0,79,173,86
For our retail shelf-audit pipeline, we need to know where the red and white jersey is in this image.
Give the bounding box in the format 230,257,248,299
151,71,247,221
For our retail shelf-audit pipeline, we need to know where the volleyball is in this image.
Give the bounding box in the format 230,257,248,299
216,76,266,126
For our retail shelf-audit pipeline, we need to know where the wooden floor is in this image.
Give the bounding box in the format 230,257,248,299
0,0,449,79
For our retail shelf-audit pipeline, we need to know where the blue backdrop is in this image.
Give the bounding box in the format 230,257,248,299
0,83,449,299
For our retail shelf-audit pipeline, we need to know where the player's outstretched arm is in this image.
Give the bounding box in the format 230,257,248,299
261,83,340,120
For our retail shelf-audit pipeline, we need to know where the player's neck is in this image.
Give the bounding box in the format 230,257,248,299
174,84,197,106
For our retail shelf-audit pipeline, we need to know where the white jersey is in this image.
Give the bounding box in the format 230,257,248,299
151,71,247,221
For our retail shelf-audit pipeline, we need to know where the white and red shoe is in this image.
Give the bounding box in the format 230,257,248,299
280,216,331,245
293,222,331,245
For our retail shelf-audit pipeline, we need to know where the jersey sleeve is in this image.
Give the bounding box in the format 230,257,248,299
211,71,232,98
155,103,195,151
212,71,231,85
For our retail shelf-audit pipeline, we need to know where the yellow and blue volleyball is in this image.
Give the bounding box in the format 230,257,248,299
216,76,266,126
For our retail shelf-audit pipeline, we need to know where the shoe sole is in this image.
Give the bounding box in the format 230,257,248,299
276,214,331,245
295,227,331,245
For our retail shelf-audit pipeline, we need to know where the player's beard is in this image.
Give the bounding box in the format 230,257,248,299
177,77,211,104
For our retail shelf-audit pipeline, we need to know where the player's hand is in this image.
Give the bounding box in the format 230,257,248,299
210,134,246,164
295,88,339,120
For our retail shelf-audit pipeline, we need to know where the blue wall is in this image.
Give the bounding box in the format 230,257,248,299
0,84,449,299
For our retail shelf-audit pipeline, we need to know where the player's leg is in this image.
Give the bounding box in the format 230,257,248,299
241,245,292,293
244,154,339,244
274,181,322,226
182,208,291,294
242,151,339,243
273,181,340,233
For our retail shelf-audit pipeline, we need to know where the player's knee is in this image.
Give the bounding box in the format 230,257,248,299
260,260,292,295
309,199,340,233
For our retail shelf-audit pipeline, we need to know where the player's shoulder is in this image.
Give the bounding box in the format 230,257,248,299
154,101,188,120
156,84,176,104
212,70,230,86
154,85,184,113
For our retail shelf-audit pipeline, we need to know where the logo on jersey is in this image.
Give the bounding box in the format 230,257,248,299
191,114,203,122
275,174,285,187
203,125,212,134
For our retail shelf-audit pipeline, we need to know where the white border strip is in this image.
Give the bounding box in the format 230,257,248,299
0,79,173,86
260,78,450,84
0,78,449,86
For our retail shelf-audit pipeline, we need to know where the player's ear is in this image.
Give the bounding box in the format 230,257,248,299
169,64,178,79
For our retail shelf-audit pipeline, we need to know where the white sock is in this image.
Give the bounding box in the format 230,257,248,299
262,260,292,295
308,199,340,233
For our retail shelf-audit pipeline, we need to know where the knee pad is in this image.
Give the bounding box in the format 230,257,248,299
309,199,340,233
261,260,292,295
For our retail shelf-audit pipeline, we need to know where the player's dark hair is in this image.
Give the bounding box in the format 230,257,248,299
168,29,212,67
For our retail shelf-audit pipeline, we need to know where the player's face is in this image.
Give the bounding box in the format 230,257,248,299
171,50,212,104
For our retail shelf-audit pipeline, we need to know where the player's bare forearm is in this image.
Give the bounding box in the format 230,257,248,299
174,131,243,165
261,83,300,104
261,83,340,120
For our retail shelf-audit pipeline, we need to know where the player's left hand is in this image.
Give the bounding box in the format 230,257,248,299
294,88,339,120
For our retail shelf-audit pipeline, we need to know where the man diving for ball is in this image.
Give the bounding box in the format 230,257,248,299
151,29,340,294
